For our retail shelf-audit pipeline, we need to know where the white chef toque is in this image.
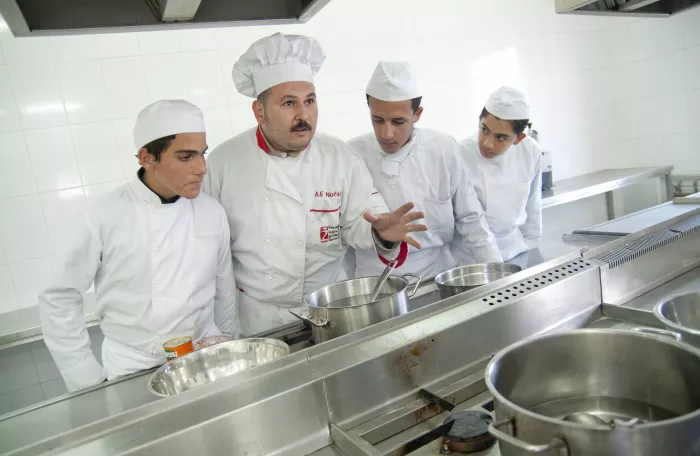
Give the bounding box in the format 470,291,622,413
232,32,326,99
365,61,422,102
133,100,205,149
484,86,531,120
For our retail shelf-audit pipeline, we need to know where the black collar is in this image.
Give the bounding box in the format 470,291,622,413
137,168,181,204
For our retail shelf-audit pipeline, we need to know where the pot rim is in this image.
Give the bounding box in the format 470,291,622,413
304,275,410,309
653,292,700,336
485,328,700,430
434,263,522,287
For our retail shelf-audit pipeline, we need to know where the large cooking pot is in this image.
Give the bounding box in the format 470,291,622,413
485,329,700,455
435,263,522,299
633,292,700,348
289,274,420,343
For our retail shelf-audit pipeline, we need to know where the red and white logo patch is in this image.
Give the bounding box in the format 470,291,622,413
320,225,341,243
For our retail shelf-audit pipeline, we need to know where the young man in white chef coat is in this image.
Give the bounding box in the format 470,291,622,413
461,87,542,262
39,100,239,392
204,33,427,336
346,62,502,279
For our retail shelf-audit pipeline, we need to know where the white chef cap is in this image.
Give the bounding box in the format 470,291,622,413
133,100,205,149
484,86,531,120
232,32,326,98
365,61,422,102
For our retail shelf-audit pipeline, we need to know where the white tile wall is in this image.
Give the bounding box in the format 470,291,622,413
39,188,86,253
0,66,21,132
70,122,123,185
9,257,55,309
9,64,68,130
24,127,82,193
0,265,17,313
0,132,37,199
58,61,111,125
0,0,691,314
598,6,700,174
0,195,53,263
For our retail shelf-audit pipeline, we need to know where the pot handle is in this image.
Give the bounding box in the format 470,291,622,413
489,418,568,455
288,310,330,328
402,273,422,297
631,327,682,341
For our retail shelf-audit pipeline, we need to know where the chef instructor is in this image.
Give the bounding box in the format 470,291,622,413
461,87,542,263
39,100,239,392
204,33,427,336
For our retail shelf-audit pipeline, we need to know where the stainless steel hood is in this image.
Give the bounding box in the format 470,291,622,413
556,0,700,17
0,0,332,37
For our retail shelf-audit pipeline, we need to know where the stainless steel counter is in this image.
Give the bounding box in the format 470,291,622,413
1,201,697,456
541,166,673,216
574,199,700,236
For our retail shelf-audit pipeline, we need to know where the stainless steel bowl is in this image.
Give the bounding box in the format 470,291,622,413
646,292,700,348
148,338,290,397
434,263,522,299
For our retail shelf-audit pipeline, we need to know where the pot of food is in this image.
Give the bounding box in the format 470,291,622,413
290,274,421,343
633,292,700,348
485,329,700,455
148,338,290,396
435,263,522,299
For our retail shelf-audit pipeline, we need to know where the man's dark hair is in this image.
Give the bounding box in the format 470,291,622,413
142,135,176,162
366,94,422,113
257,89,270,106
480,107,528,136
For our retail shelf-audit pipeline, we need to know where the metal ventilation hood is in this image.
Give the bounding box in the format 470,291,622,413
0,0,331,37
556,0,700,17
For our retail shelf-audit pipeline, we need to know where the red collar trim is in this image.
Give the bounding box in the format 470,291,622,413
256,127,269,154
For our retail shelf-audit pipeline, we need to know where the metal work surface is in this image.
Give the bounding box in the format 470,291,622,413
1,216,697,455
541,166,672,209
0,252,603,456
575,199,700,236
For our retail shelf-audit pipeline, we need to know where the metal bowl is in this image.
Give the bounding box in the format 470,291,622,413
652,292,700,348
434,263,522,299
148,338,290,397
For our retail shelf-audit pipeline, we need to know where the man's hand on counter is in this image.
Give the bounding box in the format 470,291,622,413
364,202,428,249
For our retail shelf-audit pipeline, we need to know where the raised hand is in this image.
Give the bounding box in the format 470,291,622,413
363,202,428,249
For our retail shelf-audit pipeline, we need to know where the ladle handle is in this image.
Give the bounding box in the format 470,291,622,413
369,260,397,302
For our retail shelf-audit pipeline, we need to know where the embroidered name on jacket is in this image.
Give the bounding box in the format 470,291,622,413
314,190,342,198
320,225,341,243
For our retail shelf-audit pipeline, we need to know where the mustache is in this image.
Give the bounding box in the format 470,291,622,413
291,121,312,132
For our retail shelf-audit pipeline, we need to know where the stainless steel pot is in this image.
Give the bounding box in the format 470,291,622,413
148,338,290,397
485,329,700,456
633,292,700,348
435,263,522,299
290,274,421,343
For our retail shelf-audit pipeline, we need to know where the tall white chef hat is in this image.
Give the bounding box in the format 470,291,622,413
232,32,326,99
365,61,422,102
484,86,531,120
133,100,205,149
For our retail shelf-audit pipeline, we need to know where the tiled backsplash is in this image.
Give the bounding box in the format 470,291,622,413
0,0,697,315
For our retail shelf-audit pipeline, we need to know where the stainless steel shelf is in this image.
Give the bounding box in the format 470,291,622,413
542,166,673,210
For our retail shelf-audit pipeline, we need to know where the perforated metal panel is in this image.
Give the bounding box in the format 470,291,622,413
479,258,594,307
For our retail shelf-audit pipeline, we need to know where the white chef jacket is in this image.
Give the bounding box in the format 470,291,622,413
39,176,238,392
460,134,542,261
347,129,502,279
203,127,403,336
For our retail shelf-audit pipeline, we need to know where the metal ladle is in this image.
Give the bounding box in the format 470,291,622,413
562,412,609,426
368,260,398,302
